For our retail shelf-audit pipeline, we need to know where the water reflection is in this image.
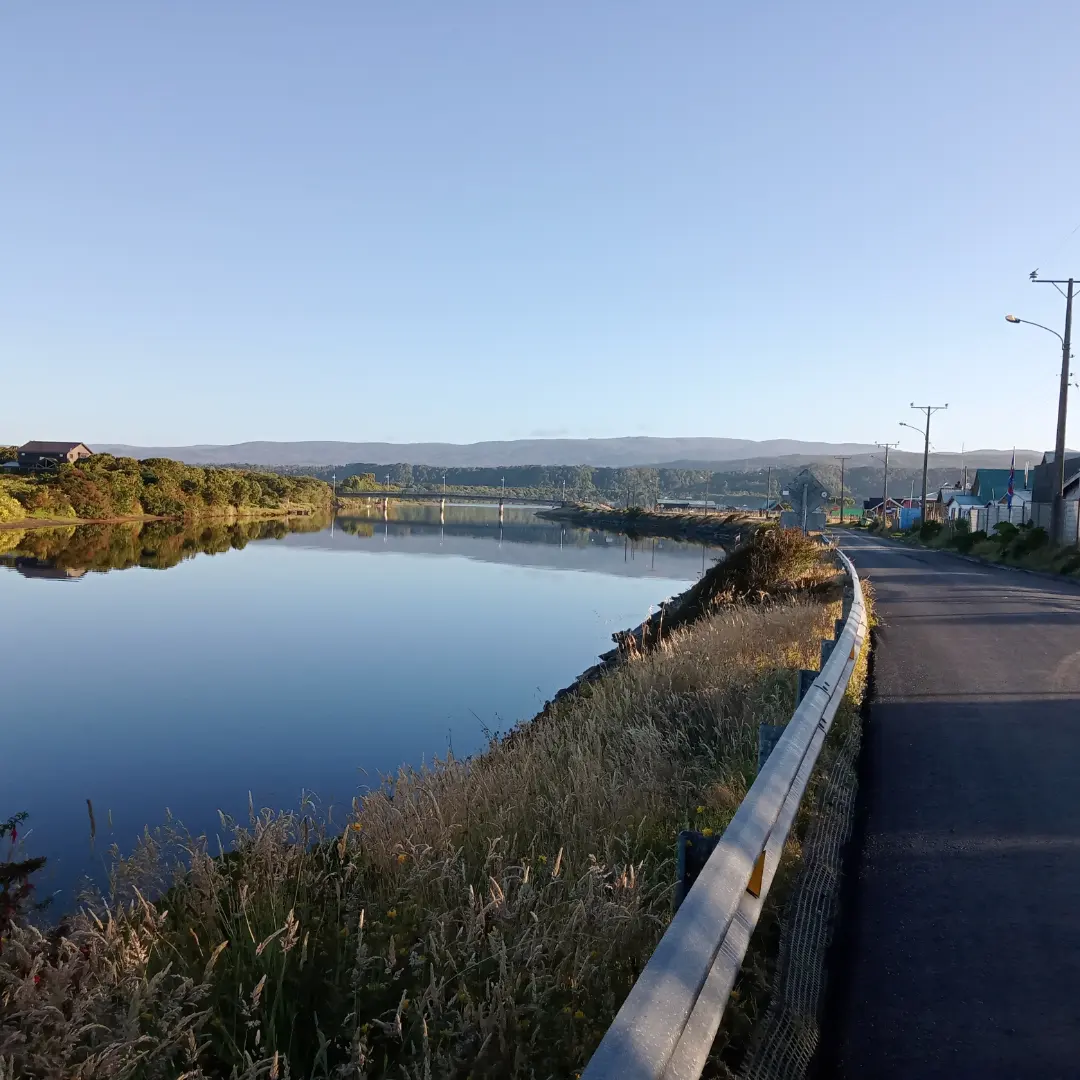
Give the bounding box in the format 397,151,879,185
320,503,723,579
0,513,332,576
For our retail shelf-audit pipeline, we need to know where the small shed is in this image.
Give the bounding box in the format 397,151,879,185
17,441,93,470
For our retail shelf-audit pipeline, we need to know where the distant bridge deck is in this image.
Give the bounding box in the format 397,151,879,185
335,491,566,508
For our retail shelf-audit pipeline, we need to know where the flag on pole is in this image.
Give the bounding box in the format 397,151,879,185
1007,449,1015,509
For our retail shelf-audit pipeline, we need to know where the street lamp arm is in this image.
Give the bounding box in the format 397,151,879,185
898,421,926,437
1006,315,1065,345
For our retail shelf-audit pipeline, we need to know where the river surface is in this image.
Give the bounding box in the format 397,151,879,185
1,504,722,903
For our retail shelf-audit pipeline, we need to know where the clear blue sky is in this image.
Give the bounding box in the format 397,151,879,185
3,3,1079,453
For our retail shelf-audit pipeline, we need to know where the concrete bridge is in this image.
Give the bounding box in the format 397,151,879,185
335,491,566,508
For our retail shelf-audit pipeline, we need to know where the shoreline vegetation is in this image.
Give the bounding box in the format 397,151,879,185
539,503,757,544
0,454,331,530
0,529,867,1078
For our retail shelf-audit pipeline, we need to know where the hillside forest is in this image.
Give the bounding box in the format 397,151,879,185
278,461,983,507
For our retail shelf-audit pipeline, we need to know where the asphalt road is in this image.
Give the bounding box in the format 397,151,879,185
825,531,1080,1079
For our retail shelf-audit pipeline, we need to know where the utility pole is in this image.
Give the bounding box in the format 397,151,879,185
1031,275,1075,542
911,403,948,522
877,442,899,523
766,465,773,515
837,456,849,524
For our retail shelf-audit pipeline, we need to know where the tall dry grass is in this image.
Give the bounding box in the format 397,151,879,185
1,589,840,1078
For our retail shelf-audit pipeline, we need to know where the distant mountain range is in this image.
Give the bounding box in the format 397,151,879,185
94,436,1044,471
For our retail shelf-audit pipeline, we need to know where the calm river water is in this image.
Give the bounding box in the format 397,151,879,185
1,504,722,902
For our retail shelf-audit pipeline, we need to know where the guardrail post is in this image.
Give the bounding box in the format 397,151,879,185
673,830,721,912
758,723,784,770
821,638,836,666
796,668,817,704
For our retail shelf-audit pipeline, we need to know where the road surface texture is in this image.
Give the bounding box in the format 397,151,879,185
824,530,1080,1079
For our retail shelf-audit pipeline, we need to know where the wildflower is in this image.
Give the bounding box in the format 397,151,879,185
387,908,397,920
350,822,363,832
702,827,714,837
696,805,705,815
397,853,408,864
574,1009,585,1019
32,975,40,985
562,1005,571,1014
538,854,547,863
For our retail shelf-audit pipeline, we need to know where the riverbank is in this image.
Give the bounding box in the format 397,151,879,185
539,503,760,543
0,531,865,1078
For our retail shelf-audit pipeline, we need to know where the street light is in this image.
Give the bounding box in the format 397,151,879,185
1006,291,1073,541
900,403,947,523
1005,313,1064,343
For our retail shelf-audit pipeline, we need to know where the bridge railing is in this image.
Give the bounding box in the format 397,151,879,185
582,545,867,1080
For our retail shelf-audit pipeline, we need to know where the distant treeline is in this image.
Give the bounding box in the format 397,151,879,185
267,460,974,506
0,454,331,523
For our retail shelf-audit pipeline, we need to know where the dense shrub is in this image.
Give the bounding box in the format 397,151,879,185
0,455,331,522
918,520,943,542
992,521,1019,544
951,525,985,554
1010,525,1050,558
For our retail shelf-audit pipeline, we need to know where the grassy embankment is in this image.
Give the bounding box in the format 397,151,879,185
0,530,867,1079
539,504,759,544
867,516,1080,578
0,454,331,529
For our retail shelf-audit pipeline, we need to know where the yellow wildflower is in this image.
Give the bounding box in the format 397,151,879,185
387,908,397,920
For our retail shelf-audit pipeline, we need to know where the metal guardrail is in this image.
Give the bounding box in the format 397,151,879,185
582,546,868,1080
